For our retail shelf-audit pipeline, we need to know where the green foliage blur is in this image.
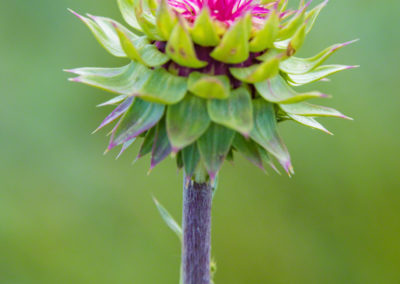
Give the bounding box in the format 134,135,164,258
1,0,399,283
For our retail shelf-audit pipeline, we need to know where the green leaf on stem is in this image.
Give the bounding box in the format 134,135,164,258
153,197,182,241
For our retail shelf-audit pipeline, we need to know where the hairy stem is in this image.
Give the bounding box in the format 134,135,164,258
181,176,212,284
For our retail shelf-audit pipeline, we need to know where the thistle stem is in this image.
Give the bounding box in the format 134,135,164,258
182,175,212,284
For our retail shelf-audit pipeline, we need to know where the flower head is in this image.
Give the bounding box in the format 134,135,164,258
66,0,357,180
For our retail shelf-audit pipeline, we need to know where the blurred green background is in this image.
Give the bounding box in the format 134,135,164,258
1,0,399,283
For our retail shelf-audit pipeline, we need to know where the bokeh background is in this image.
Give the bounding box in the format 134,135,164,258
1,0,399,283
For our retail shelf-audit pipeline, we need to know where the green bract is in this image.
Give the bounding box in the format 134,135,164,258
66,0,357,180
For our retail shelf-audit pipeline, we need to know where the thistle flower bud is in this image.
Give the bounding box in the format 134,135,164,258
66,0,357,180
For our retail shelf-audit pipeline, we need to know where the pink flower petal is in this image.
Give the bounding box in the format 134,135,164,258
168,0,276,25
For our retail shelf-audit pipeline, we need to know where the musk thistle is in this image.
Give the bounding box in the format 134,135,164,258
66,0,357,283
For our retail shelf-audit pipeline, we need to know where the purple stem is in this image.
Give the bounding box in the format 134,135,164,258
182,177,213,284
